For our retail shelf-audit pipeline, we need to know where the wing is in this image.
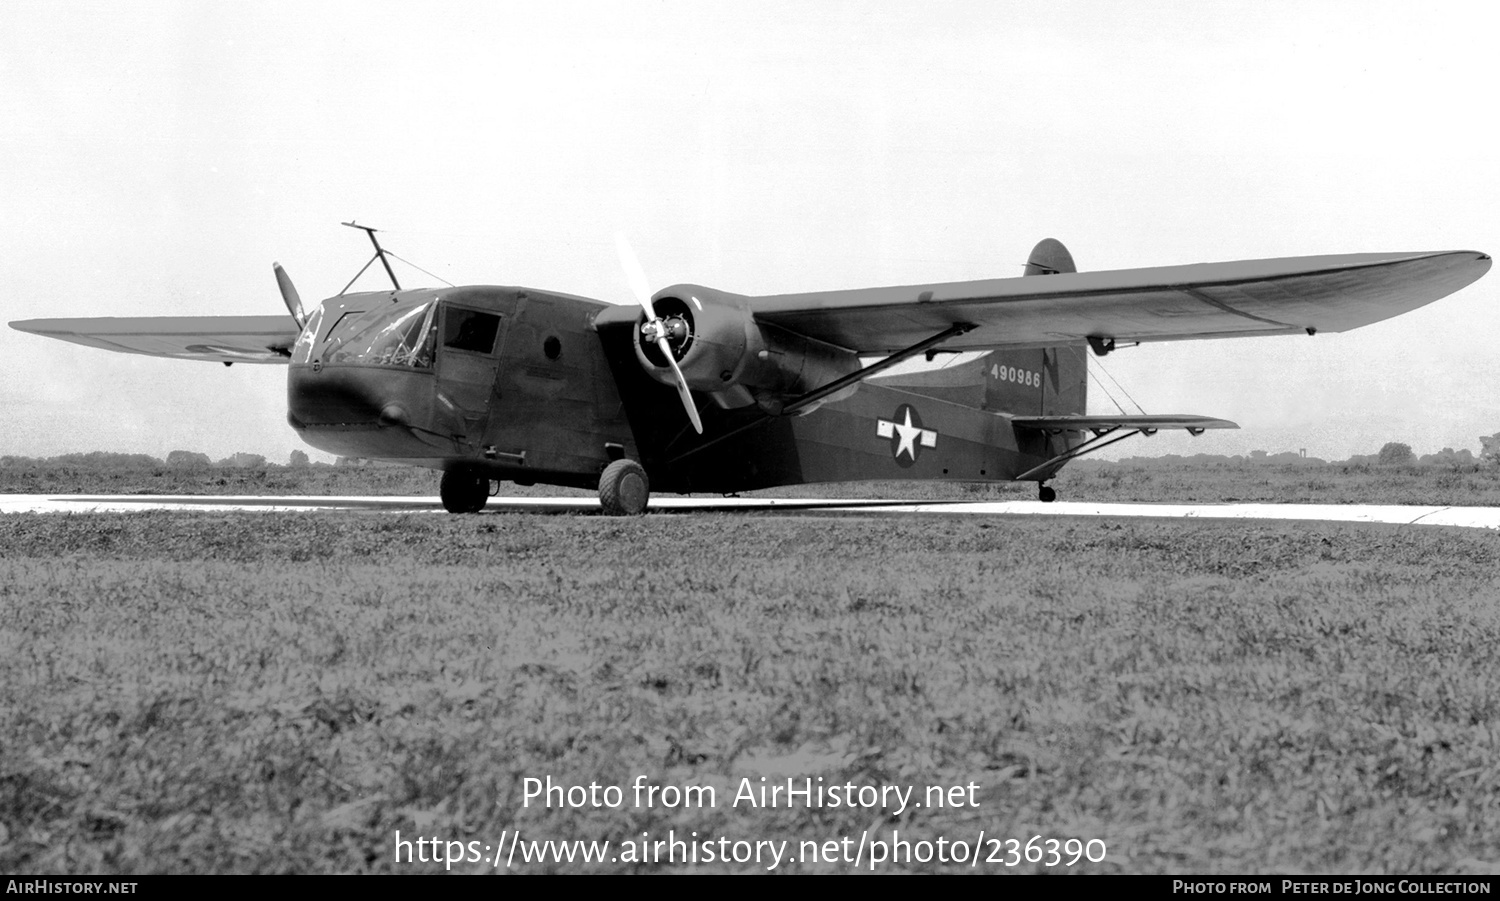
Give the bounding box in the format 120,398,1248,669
745,250,1490,353
9,315,300,364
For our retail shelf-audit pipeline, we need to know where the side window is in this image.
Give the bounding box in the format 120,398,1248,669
443,309,501,354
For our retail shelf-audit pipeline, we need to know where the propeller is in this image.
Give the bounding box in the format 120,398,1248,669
614,234,703,434
274,262,307,329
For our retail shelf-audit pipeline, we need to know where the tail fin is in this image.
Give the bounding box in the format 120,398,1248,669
983,239,1086,416
1023,237,1077,276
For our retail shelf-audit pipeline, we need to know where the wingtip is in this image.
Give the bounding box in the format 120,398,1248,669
1454,250,1491,282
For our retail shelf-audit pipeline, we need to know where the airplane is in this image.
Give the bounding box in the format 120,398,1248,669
9,224,1490,514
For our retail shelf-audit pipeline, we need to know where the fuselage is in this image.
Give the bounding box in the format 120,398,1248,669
286,286,1084,493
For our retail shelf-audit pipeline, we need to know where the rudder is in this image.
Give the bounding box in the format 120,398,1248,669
984,239,1086,416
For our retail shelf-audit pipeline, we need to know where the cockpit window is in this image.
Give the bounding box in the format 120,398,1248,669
290,306,326,364
324,310,368,344
326,302,437,369
443,309,501,354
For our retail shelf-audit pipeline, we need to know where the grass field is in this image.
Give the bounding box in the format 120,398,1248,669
3,510,1498,873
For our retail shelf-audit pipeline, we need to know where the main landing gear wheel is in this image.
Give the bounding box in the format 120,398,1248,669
1038,484,1057,503
598,459,649,516
440,469,490,514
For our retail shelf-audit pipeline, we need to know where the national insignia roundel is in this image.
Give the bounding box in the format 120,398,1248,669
875,404,938,468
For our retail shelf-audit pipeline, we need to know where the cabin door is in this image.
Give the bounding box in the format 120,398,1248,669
434,304,506,447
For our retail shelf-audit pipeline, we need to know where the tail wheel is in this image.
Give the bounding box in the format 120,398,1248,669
440,469,490,514
599,459,649,515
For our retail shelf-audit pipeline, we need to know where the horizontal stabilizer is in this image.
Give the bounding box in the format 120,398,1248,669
10,315,299,364
1012,414,1238,433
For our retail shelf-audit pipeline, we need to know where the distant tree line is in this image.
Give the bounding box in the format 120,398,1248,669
1482,433,1500,465
0,450,317,469
1114,433,1500,468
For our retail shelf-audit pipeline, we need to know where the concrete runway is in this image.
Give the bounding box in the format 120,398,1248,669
3,494,1500,529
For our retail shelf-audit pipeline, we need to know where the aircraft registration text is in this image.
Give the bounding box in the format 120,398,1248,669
991,364,1040,387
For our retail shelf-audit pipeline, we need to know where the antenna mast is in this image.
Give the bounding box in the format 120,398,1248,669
340,220,402,292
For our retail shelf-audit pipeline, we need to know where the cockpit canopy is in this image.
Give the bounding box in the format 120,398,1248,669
290,290,509,374
292,302,438,369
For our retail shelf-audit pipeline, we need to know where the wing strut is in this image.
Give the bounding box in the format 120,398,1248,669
779,322,976,414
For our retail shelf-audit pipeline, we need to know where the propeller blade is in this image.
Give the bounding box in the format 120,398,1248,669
657,336,703,434
614,232,656,318
273,263,306,328
616,233,701,433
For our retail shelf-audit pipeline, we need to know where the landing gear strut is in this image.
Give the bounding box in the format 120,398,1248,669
1038,484,1057,503
440,468,490,514
598,459,649,515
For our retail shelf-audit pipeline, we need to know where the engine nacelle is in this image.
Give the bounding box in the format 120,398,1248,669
633,284,860,413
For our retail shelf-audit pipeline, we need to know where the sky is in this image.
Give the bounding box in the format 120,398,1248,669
2,0,1497,464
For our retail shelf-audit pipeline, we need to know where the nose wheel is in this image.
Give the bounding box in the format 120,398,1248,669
440,469,490,514
598,459,649,515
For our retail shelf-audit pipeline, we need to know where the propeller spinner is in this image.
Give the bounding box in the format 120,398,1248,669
614,234,703,434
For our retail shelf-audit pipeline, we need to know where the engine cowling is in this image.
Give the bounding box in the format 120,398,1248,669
632,284,860,413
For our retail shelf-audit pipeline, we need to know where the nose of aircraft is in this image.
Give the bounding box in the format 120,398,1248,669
287,365,385,427
286,364,438,457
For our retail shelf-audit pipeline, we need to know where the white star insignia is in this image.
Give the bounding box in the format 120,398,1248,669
876,406,938,461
